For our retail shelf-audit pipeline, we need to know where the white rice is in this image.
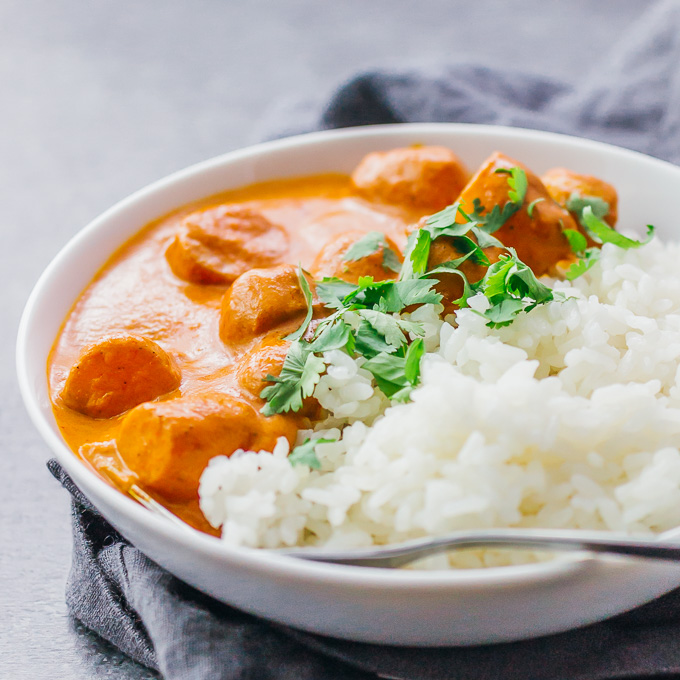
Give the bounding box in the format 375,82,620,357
199,240,680,568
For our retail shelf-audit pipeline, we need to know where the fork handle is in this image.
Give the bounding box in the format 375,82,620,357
283,529,680,568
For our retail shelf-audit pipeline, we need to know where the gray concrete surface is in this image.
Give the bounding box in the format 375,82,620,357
0,1,655,677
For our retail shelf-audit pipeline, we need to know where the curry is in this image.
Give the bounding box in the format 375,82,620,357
48,145,618,533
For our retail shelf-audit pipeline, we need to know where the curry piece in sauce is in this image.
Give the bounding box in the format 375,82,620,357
219,264,321,345
61,335,181,418
541,168,618,228
50,145,618,532
352,145,469,211
118,393,297,501
166,206,290,285
311,230,402,283
411,151,581,310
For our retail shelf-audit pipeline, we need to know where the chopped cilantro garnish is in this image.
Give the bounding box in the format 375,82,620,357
284,266,314,342
565,248,601,281
562,228,588,255
358,309,412,350
399,229,431,280
562,206,654,281
315,278,358,310
580,207,654,249
288,437,336,469
401,167,528,283
260,342,325,415
309,318,353,353
472,250,554,327
527,197,544,218
566,192,610,222
495,166,528,205
362,337,425,401
260,166,655,418
343,231,402,273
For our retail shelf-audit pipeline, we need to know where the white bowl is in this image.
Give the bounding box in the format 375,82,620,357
17,123,680,646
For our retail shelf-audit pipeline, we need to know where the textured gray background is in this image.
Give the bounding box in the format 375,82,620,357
1,1,657,677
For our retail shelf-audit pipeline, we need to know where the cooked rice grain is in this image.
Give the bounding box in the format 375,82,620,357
199,241,680,568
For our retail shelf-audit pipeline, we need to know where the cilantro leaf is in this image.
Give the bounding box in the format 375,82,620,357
527,197,544,218
343,277,395,309
505,166,528,205
288,437,336,469
381,247,403,274
482,298,527,328
480,258,516,300
469,225,505,249
260,343,325,415
472,251,553,328
343,231,402,273
396,318,425,338
362,352,409,398
566,192,610,222
309,318,353,353
354,320,396,358
392,278,443,309
363,337,426,400
565,248,601,281
581,207,654,249
315,278,358,310
358,309,409,349
343,231,384,262
284,266,314,342
404,337,425,384
425,266,474,307
448,234,491,265
400,229,432,280
563,228,588,255
504,257,553,304
422,202,460,232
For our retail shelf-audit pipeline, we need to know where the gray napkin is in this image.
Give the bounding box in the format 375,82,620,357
49,1,680,678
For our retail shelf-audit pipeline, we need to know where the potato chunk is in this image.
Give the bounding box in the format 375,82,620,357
351,146,469,211
220,264,315,344
455,152,577,276
117,393,296,501
61,335,181,418
166,206,289,285
311,230,402,283
541,167,618,227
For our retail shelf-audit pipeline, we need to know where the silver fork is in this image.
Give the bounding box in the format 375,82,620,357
127,487,680,569
278,528,680,568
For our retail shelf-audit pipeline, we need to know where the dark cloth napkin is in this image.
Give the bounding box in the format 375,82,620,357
49,1,680,678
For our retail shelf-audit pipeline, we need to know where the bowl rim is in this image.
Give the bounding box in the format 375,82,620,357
17,121,680,590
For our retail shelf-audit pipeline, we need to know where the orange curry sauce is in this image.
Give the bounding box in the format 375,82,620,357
48,146,616,535
48,173,425,532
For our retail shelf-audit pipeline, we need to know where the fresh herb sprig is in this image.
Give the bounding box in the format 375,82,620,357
288,437,337,469
397,165,553,327
261,171,655,416
564,193,654,280
343,231,402,273
262,166,536,414
260,273,437,414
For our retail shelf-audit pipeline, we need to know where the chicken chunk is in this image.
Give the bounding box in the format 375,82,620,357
454,152,577,276
425,235,503,311
117,393,297,501
235,337,290,397
61,335,181,418
351,146,469,212
166,206,289,285
541,167,618,227
220,264,317,344
311,230,402,283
